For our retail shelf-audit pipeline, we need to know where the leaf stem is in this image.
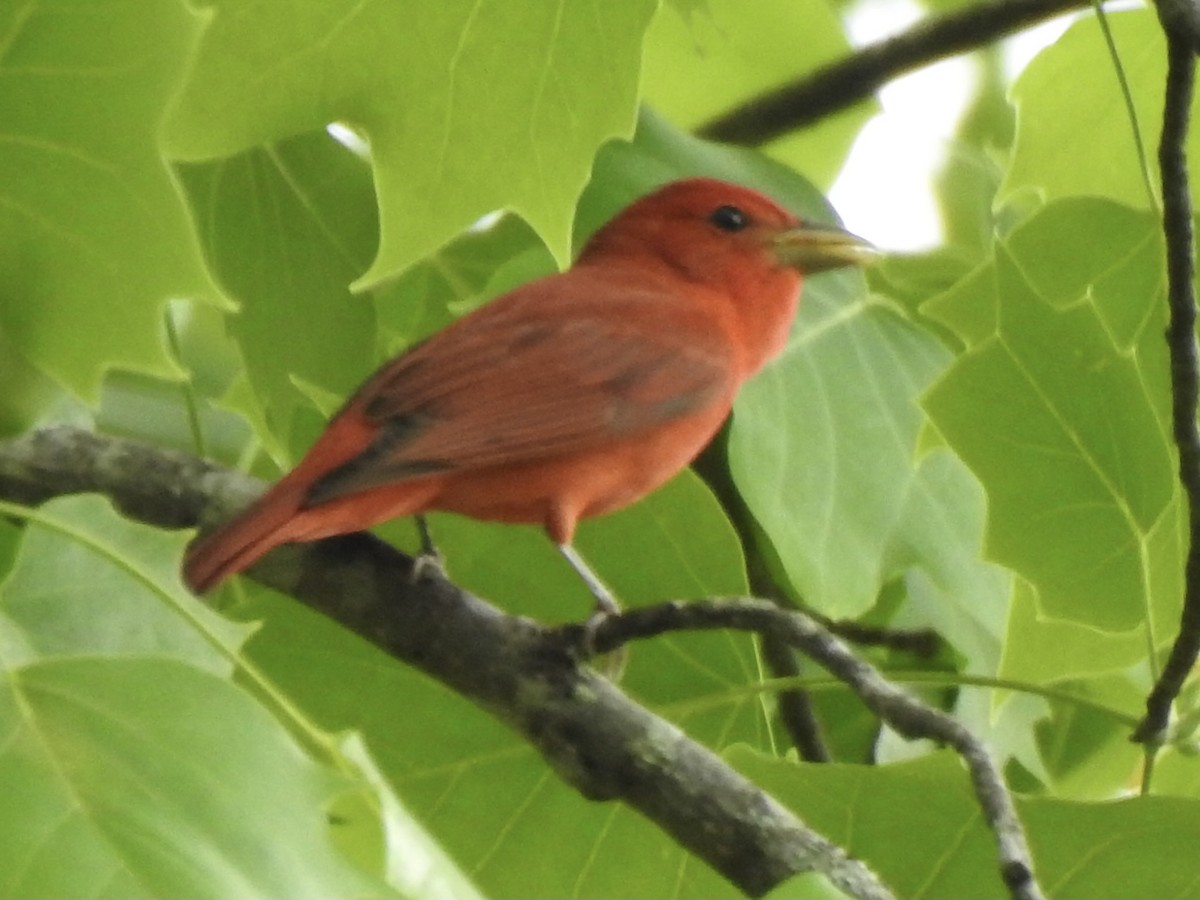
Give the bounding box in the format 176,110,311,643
164,302,208,458
1093,0,1160,210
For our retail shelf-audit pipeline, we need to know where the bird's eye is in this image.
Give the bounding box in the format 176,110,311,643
709,205,748,232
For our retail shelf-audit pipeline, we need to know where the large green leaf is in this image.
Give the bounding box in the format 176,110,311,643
998,577,1147,688
0,495,477,898
642,0,871,186
176,131,379,459
732,748,1200,899
0,658,402,898
1031,668,1145,802
1001,7,1200,211
0,0,216,402
728,269,1008,629
924,200,1179,637
0,495,250,672
165,0,657,281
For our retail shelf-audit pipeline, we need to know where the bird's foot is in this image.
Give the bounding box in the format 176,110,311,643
580,602,628,682
408,514,447,584
556,545,627,679
408,551,447,585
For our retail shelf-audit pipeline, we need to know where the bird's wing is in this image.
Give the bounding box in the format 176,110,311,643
304,277,735,504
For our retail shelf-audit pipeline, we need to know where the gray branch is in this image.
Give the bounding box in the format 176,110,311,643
0,425,892,900
591,601,1044,900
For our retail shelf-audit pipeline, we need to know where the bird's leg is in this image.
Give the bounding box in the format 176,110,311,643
409,514,446,583
558,543,620,617
416,514,439,558
558,544,627,679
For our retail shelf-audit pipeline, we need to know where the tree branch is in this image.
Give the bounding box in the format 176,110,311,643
693,439,940,766
0,425,892,900
590,601,1044,900
1135,2,1200,743
697,0,1088,147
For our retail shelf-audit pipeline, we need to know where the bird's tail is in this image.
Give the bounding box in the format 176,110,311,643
183,481,307,594
183,469,443,594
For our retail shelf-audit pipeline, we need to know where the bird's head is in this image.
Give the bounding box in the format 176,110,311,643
577,177,875,291
576,178,875,375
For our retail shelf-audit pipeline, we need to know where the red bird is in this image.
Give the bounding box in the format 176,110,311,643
184,178,872,611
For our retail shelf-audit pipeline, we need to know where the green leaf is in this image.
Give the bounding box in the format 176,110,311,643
729,273,990,623
176,131,379,459
1004,201,1166,349
1000,8,1190,211
1024,793,1200,899
934,50,1013,256
0,495,478,898
165,0,657,280
0,0,217,402
998,577,1147,688
0,328,62,437
925,198,1166,354
0,495,250,672
732,749,1004,898
642,0,870,186
920,259,1000,350
0,657,397,898
731,747,1200,899
1149,746,1200,798
1033,672,1143,801
923,201,1178,635
332,734,484,900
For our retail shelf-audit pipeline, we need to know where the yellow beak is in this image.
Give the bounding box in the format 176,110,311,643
771,222,877,274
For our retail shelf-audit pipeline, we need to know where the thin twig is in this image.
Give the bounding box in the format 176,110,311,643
590,600,1045,900
1093,1,1158,207
820,616,942,658
698,0,1089,146
1135,2,1200,743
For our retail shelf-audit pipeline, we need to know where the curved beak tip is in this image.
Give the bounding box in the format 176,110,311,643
772,223,879,274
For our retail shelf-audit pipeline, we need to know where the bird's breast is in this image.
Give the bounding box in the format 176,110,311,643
428,396,735,543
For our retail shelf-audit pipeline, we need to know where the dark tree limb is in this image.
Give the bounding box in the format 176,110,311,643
693,438,832,762
693,438,939,766
819,616,942,659
1135,2,1200,743
759,633,832,763
698,0,1089,147
0,425,892,900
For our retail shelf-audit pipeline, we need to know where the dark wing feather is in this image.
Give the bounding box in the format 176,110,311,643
306,276,734,504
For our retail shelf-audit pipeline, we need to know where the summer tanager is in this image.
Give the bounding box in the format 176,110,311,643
183,178,873,610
